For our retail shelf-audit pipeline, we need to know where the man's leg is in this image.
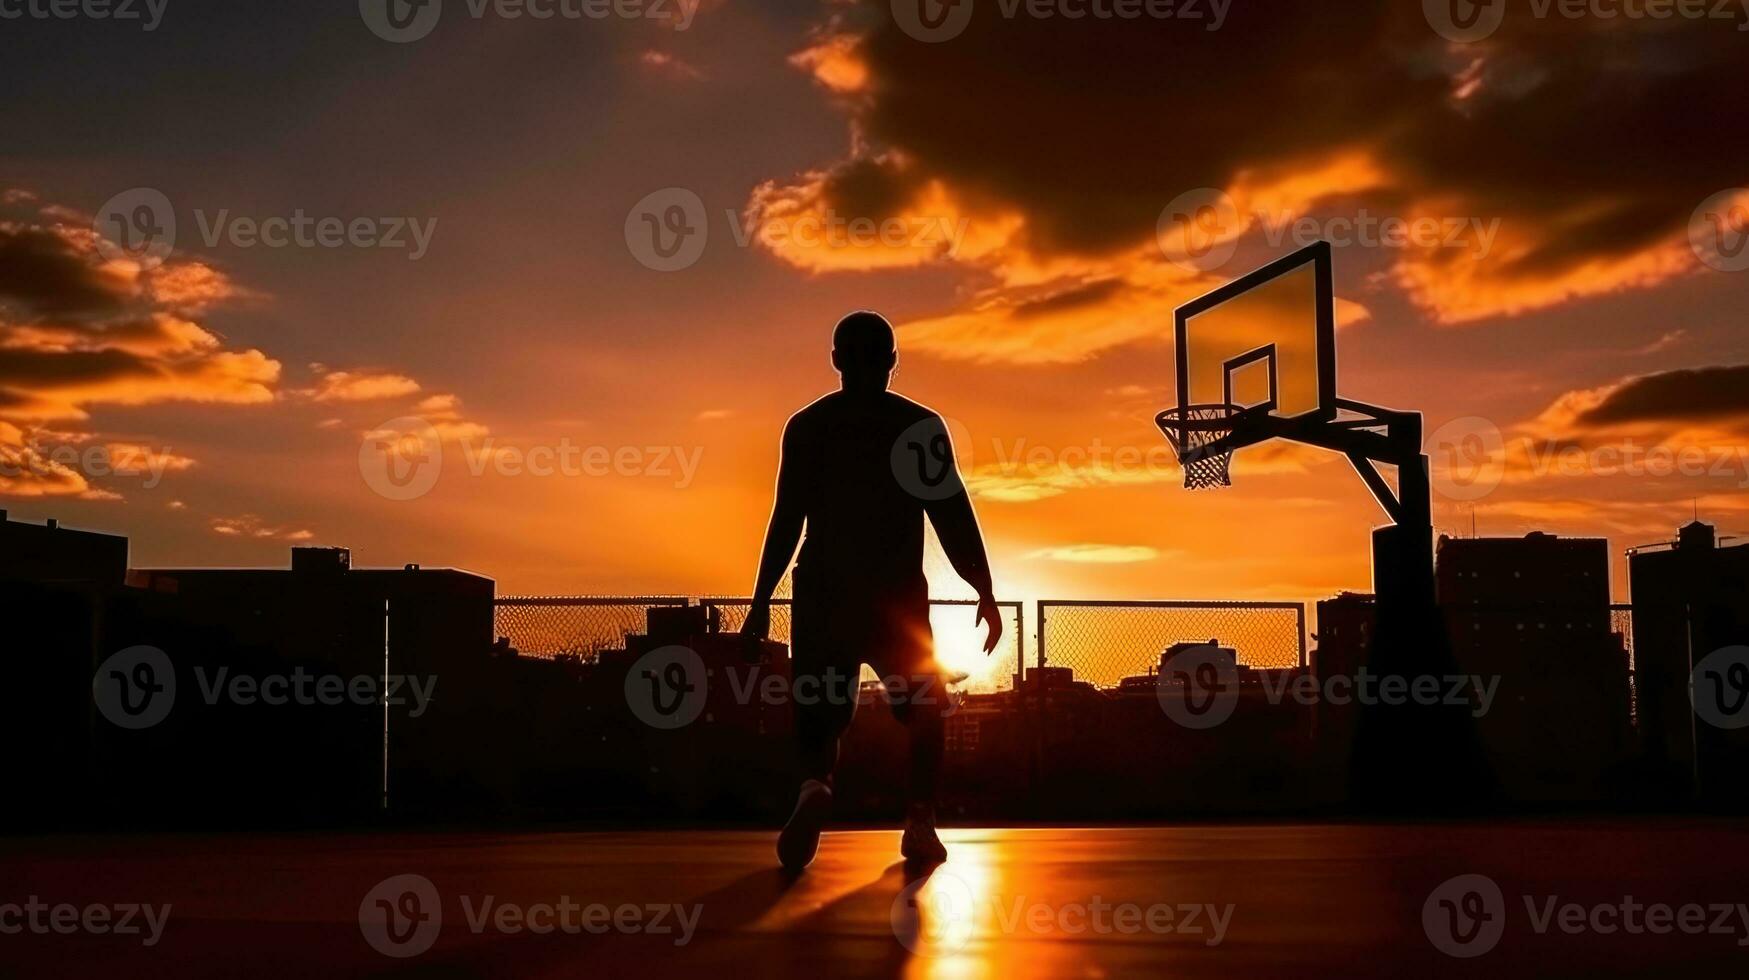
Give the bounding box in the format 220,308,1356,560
885,658,952,864
779,605,859,871
887,671,947,809
793,658,859,787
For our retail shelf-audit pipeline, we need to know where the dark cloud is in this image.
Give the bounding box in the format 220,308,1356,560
819,155,930,220
1013,279,1124,319
0,226,129,317
821,0,1749,274
0,347,153,387
1575,364,1749,426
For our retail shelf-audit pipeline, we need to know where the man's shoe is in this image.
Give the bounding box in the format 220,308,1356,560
777,779,833,872
900,811,948,865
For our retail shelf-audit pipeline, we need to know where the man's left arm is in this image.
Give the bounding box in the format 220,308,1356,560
921,422,1001,653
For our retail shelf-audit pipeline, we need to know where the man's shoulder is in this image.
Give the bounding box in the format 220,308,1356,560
784,394,838,430
785,390,940,433
880,391,942,424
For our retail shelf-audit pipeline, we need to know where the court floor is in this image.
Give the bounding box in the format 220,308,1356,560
3,821,1746,977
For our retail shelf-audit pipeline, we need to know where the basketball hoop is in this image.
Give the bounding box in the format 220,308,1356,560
1157,403,1238,489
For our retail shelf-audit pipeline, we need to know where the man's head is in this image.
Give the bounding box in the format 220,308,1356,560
831,310,897,393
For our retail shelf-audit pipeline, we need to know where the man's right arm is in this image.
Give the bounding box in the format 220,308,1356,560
746,421,805,639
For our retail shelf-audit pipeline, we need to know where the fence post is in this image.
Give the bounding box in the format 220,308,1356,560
1036,601,1047,669
1296,604,1309,669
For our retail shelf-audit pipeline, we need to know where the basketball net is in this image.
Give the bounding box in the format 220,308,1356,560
1158,404,1236,490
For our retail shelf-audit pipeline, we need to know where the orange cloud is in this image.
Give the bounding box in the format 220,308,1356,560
210,514,315,541
789,33,867,94
1024,544,1162,564
298,366,423,403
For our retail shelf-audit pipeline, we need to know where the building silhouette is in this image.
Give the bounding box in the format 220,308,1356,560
1629,520,1749,802
1436,532,1632,802
3,513,498,828
1312,591,1376,773
10,509,1749,826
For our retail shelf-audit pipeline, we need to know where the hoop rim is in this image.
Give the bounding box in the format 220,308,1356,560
1155,402,1242,433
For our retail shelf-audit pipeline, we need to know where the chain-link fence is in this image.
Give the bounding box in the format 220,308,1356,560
496,596,1633,699
1037,600,1307,689
495,595,1024,692
494,596,688,658
705,598,1026,694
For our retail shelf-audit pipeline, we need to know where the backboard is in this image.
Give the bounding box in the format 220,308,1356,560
1173,240,1337,448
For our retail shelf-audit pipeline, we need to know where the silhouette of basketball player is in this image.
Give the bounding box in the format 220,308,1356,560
745,310,1000,871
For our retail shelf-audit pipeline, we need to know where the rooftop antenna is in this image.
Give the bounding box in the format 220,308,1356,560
1471,507,1477,539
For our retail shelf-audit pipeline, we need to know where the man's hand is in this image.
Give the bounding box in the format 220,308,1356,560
975,594,1002,654
744,601,772,642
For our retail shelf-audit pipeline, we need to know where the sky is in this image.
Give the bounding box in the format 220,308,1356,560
2,0,1747,618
